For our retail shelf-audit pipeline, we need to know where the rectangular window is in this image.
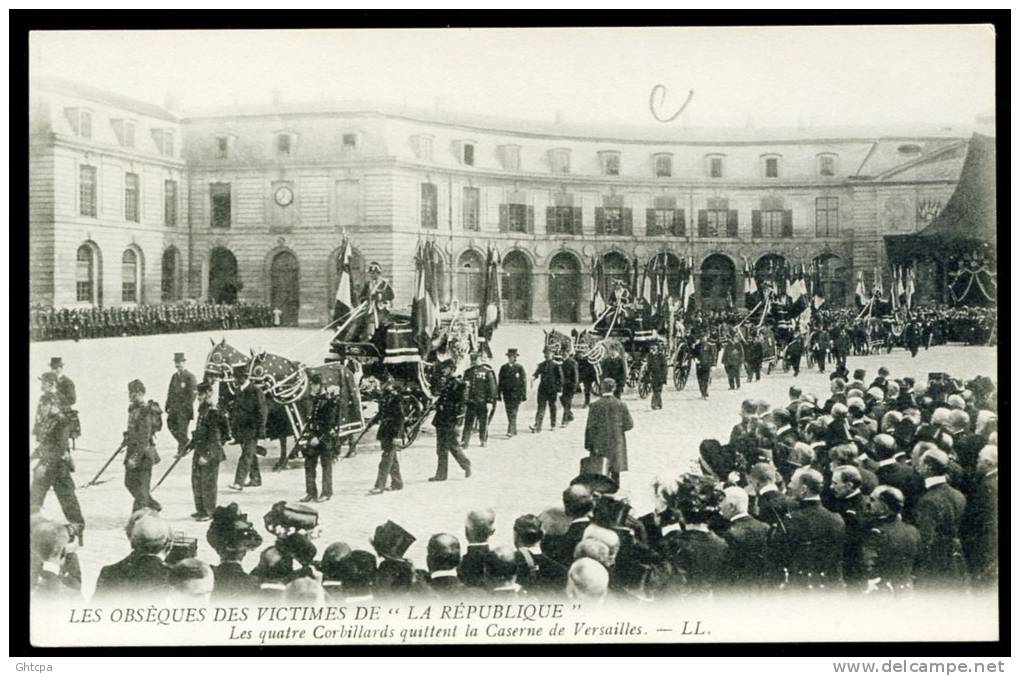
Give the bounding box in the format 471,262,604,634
342,133,358,150
277,134,291,156
709,156,723,178
508,204,528,233
604,207,624,235
216,137,229,159
699,199,735,237
336,179,360,226
462,187,480,231
753,210,794,238
655,155,673,178
124,173,140,222
164,180,178,227
550,206,575,234
79,165,97,217
653,210,673,234
79,110,92,139
765,157,779,178
421,182,438,228
463,144,475,166
816,197,839,236
819,155,836,177
603,153,620,176
211,183,231,228
550,150,570,174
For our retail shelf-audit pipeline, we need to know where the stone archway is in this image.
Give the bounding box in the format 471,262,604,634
815,253,849,306
601,251,631,300
700,253,737,310
502,250,533,320
754,253,789,296
549,250,582,323
208,247,239,304
269,250,300,325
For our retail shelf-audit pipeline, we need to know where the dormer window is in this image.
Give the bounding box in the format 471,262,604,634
817,153,838,177
111,119,137,148
706,154,725,178
65,108,93,139
498,144,521,171
762,154,781,179
599,150,621,176
654,153,673,178
342,133,358,151
151,128,175,156
277,133,293,157
412,134,434,161
549,148,571,174
216,136,231,159
454,140,477,166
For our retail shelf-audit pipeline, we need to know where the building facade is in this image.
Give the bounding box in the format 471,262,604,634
30,78,979,325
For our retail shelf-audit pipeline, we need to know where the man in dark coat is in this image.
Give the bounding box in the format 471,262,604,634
721,335,745,390
861,486,921,594
584,378,633,486
185,382,230,520
873,434,924,517
530,347,563,432
93,515,173,600
774,467,846,590
228,369,267,491
428,364,472,483
49,357,77,411
31,376,85,530
646,342,669,410
786,334,804,376
559,351,580,426
124,380,162,512
719,486,770,589
426,533,466,596
512,514,564,595
165,353,197,455
747,462,795,529
457,508,495,588
301,374,338,503
497,348,528,437
745,335,765,382
912,449,968,588
461,352,497,447
811,328,831,373
832,328,851,369
370,379,405,494
693,335,717,399
829,466,868,588
541,485,594,581
961,446,997,586
577,352,598,407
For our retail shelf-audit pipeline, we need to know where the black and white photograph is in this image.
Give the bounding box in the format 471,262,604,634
22,20,1003,654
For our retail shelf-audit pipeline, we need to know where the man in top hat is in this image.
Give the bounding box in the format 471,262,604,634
123,380,162,513
31,373,85,535
461,351,497,448
497,348,528,437
166,353,198,455
184,381,230,520
371,520,417,597
530,346,563,433
301,373,338,503
49,357,76,411
584,378,633,488
228,368,267,492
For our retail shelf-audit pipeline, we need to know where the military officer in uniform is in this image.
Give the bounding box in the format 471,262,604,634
228,368,268,492
430,362,472,482
530,347,563,432
123,379,162,513
693,334,717,400
165,353,197,455
559,350,580,426
773,467,846,590
646,341,669,410
786,334,805,377
461,351,497,448
359,261,396,341
185,382,230,521
31,373,85,534
370,377,405,494
301,374,338,503
721,333,745,390
497,348,527,437
861,486,920,594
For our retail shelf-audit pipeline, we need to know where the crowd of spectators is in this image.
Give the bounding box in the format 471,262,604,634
31,359,997,605
30,302,277,342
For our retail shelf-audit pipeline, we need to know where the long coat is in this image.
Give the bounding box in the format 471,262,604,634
498,362,528,403
165,369,197,422
231,384,268,442
584,394,633,472
192,401,229,464
913,480,968,585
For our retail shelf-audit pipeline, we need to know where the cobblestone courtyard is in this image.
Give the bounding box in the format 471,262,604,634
28,324,998,597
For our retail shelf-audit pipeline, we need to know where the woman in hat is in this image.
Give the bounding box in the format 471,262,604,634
655,474,728,596
207,503,263,602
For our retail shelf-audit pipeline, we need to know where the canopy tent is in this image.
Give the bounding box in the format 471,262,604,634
883,133,997,305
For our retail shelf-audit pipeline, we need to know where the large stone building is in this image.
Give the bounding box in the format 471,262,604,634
30,77,984,325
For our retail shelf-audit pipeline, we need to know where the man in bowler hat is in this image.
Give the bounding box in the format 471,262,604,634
166,353,197,455
497,348,527,437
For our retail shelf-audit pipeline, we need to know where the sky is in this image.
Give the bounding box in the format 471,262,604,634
28,25,996,129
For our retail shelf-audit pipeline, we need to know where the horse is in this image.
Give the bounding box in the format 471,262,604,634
203,337,250,391
544,328,628,393
247,350,365,456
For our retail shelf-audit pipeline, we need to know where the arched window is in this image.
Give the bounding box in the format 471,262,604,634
121,248,140,303
76,244,98,303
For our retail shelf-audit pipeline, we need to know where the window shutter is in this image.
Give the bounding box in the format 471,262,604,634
595,207,605,235
646,209,657,236
622,208,633,236
499,204,509,232
752,210,763,238
573,207,583,235
546,206,555,233
697,210,708,237
727,210,739,238
782,210,794,238
674,209,686,237
526,205,535,234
